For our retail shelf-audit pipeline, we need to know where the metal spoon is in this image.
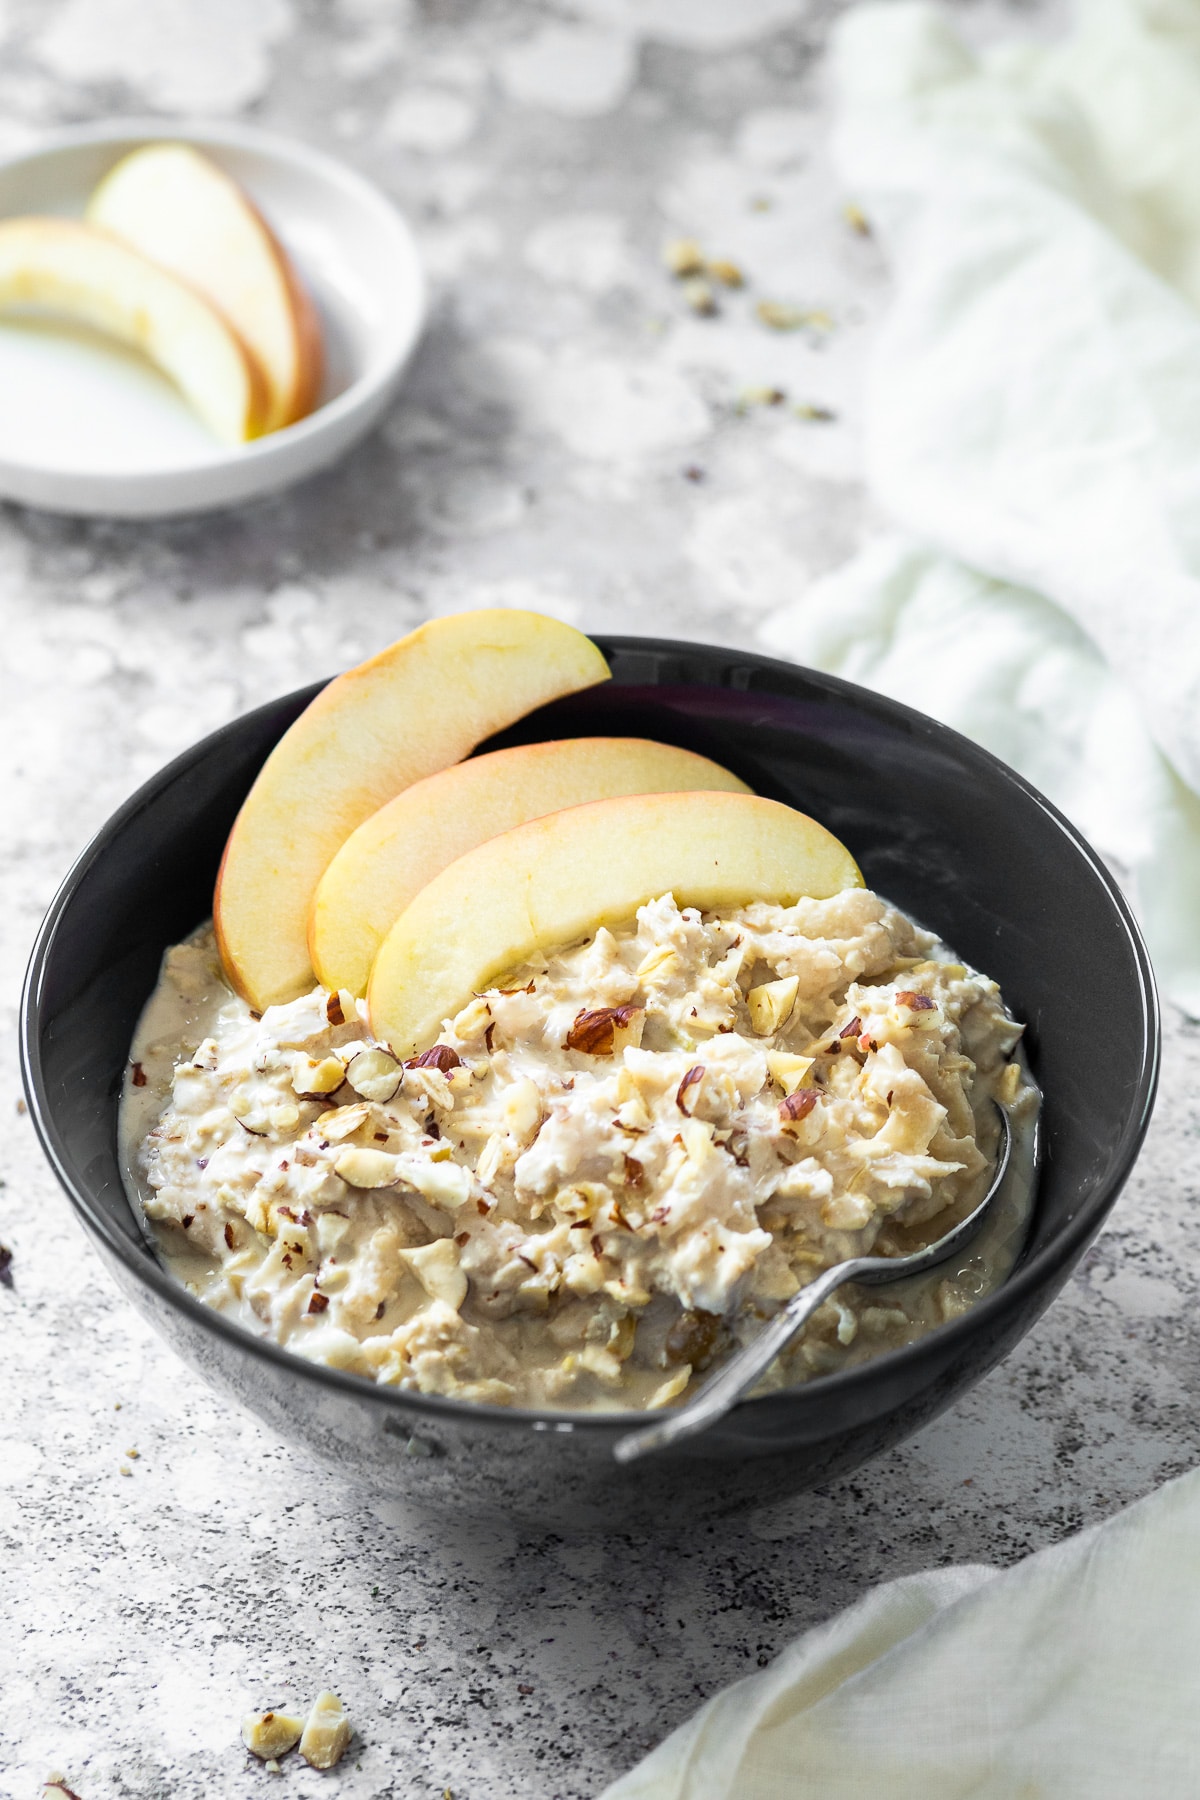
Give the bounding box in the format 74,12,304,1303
613,1103,1013,1465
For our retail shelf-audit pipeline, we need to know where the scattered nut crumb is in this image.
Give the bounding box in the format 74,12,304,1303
795,403,837,423
749,194,772,211
663,236,705,277
113,1401,122,1411
243,1710,304,1761
125,1447,139,1459
16,1097,27,1115
682,464,705,483
299,1691,352,1770
738,385,786,410
0,1244,12,1289
756,300,833,333
681,276,717,315
118,1464,132,1477
844,201,872,236
265,1759,282,1776
706,257,744,287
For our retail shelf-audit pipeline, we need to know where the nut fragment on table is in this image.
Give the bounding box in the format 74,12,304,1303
707,257,744,287
662,235,705,276
756,300,833,332
299,1691,352,1770
242,1709,304,1761
681,276,717,315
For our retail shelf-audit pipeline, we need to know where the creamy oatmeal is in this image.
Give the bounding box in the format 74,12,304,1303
121,889,1038,1412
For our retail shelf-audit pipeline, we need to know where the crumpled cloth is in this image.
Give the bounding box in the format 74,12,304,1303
602,1462,1200,1798
602,4,1200,1794
758,0,1200,1015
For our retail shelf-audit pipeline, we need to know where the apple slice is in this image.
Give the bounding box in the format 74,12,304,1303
214,610,611,1013
89,143,322,434
309,737,752,998
0,216,267,442
368,791,863,1058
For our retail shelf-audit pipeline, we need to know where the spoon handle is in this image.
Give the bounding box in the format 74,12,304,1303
612,1256,872,1464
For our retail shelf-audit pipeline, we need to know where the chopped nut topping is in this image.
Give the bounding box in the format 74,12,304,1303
307,1292,329,1314
131,1061,147,1087
333,1147,399,1189
895,990,936,1010
844,201,872,236
795,402,837,422
345,1048,402,1102
623,1154,645,1189
326,993,346,1027
405,1045,462,1073
779,1088,818,1124
291,1054,345,1098
707,257,744,287
766,1052,814,1095
243,1709,304,1761
838,1016,863,1040
675,1065,705,1113
566,1004,642,1056
315,1101,373,1140
747,976,799,1036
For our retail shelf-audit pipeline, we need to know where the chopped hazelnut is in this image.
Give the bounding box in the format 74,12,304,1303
766,1051,814,1095
566,1004,642,1056
345,1048,402,1102
747,976,798,1036
333,1147,399,1189
681,276,717,315
291,1054,345,1098
298,1691,352,1770
405,1044,462,1073
243,1708,304,1761
663,236,705,276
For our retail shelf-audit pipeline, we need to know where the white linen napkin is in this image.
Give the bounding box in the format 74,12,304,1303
602,1462,1200,1798
758,0,1200,1015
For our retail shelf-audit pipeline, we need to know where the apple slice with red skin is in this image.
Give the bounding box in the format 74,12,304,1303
214,611,611,1013
367,790,863,1059
89,142,323,433
309,735,752,998
0,215,268,442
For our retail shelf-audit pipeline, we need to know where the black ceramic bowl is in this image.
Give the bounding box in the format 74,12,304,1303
21,638,1159,1531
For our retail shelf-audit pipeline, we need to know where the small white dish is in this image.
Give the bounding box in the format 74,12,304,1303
0,119,426,517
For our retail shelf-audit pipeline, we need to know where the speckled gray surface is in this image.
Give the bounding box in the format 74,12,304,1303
4,1,1199,1796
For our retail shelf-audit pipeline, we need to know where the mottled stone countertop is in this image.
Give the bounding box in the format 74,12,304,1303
4,0,1199,1795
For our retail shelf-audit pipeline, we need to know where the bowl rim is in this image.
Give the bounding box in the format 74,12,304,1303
0,116,427,483
20,636,1162,1440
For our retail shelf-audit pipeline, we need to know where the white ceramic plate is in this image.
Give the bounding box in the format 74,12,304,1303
0,119,426,517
